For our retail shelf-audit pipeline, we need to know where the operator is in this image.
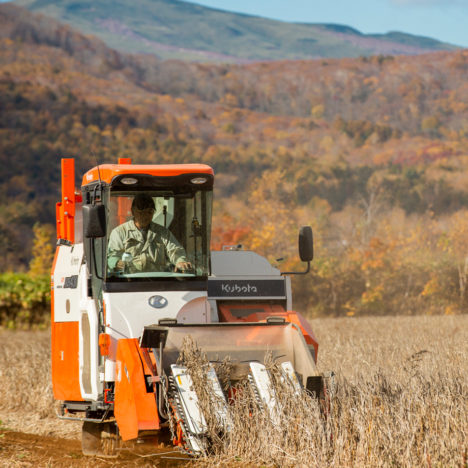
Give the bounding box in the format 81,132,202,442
107,193,192,273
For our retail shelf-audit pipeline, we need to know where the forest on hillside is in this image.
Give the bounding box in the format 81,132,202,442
1,4,468,319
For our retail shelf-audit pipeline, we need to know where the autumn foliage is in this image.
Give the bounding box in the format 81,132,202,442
0,4,468,318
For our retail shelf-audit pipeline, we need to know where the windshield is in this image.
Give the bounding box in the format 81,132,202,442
106,190,212,280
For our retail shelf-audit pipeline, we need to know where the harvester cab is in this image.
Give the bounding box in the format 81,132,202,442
52,158,327,457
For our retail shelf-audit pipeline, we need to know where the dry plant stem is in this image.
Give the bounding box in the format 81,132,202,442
180,317,468,468
0,330,81,439
0,315,467,467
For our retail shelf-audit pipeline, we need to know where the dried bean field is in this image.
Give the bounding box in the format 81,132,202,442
0,315,466,467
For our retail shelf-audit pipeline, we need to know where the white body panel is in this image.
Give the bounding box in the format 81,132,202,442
79,298,102,400
53,243,84,322
103,290,209,339
171,364,207,454
53,242,102,400
171,363,230,454
103,290,210,381
249,361,302,425
281,361,302,395
211,251,280,277
249,362,279,424
205,365,231,430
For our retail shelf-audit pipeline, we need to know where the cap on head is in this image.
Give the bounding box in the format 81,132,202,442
131,193,155,212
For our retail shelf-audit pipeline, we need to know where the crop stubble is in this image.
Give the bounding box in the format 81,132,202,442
0,315,466,467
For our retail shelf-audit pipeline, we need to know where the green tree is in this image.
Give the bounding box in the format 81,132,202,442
29,223,55,276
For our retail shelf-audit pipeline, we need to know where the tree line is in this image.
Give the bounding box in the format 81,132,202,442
0,4,467,320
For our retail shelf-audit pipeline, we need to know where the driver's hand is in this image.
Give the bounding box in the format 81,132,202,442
115,260,124,271
175,261,192,272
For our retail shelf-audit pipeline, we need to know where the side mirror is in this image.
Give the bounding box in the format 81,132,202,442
280,226,314,275
83,204,106,238
299,226,313,262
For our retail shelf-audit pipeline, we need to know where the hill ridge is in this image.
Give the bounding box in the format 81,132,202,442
14,0,459,62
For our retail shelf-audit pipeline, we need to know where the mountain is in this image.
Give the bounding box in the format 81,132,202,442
0,3,467,259
13,0,459,63
2,3,468,315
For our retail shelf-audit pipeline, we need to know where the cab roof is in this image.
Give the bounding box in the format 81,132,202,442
82,164,214,187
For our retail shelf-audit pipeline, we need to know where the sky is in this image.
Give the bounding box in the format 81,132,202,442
190,0,468,48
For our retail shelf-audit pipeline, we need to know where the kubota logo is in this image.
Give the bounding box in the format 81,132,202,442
221,283,258,294
149,295,168,308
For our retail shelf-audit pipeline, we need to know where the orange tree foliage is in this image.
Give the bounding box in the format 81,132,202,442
1,7,468,316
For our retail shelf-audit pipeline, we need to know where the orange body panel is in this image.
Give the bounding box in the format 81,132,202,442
283,312,319,360
218,303,319,361
82,163,214,186
56,158,77,243
51,321,83,401
51,247,83,402
99,333,111,356
117,196,132,225
55,202,64,241
114,339,159,441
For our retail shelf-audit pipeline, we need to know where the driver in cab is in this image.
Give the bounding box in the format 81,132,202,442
108,193,192,274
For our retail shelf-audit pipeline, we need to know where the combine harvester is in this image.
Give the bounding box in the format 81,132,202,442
51,158,329,456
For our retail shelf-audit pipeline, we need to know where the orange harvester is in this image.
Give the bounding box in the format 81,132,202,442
51,158,329,457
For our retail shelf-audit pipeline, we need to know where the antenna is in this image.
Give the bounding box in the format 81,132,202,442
90,150,103,186
90,150,103,204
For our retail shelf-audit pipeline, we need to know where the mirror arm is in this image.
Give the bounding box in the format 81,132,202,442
281,261,310,276
90,239,103,280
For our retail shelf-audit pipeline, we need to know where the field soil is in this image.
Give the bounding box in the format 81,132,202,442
0,429,188,467
1,315,467,467
0,430,97,467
